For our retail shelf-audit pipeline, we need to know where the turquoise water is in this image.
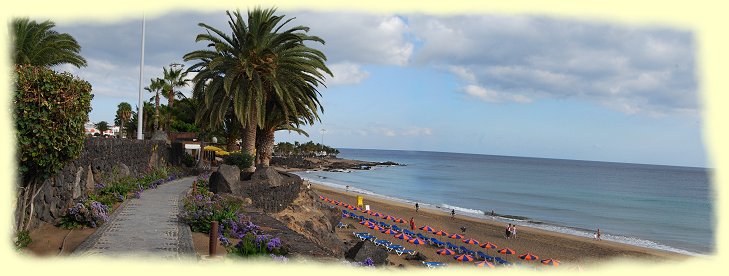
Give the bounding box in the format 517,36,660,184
295,148,713,255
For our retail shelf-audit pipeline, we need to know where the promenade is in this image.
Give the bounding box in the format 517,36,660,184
73,177,195,259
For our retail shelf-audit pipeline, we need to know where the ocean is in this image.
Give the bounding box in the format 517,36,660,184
294,148,714,256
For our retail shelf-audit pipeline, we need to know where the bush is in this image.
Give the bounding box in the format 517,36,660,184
182,152,196,167
14,231,32,249
178,193,243,233
223,152,254,170
59,199,110,228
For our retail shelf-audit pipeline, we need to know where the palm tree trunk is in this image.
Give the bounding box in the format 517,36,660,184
242,109,257,172
259,128,275,167
154,93,160,131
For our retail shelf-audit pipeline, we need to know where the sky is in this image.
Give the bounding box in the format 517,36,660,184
48,9,706,168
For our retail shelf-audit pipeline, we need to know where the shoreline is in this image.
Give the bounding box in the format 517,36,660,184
305,179,690,266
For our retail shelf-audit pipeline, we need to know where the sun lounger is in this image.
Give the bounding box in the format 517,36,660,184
380,222,391,228
392,225,401,231
429,238,446,247
386,244,405,252
374,239,392,247
403,229,415,236
423,262,447,268
477,251,494,261
494,257,511,266
446,242,460,252
460,246,475,255
353,232,375,241
337,222,349,228
395,248,416,256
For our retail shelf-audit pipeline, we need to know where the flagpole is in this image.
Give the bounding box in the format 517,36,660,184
136,14,146,140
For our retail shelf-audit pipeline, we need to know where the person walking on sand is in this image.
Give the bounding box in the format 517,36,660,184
410,217,415,231
415,203,419,212
596,228,601,240
512,225,517,238
451,209,455,218
505,224,512,239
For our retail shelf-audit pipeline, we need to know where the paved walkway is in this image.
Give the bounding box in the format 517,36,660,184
73,177,195,260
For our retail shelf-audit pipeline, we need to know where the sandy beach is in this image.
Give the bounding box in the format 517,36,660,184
310,181,688,268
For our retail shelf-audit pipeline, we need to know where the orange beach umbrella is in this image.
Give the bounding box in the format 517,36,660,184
419,225,434,232
480,242,498,249
541,259,560,266
408,238,427,245
519,253,539,261
453,254,474,262
432,230,449,236
436,248,456,255
382,229,399,235
474,260,496,268
448,234,463,239
462,238,479,245
498,248,516,255
382,215,395,220
393,218,406,223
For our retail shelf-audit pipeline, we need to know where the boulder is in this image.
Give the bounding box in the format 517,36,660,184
345,241,389,265
209,164,242,194
112,162,130,177
250,165,284,187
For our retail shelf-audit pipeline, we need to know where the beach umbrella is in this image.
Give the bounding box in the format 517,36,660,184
318,195,325,200
474,260,496,268
408,238,427,245
432,230,449,236
519,253,539,261
393,218,406,223
436,248,456,255
453,254,474,262
448,234,463,239
498,248,516,255
394,233,411,240
371,212,381,217
361,209,370,213
419,225,435,232
382,229,399,235
370,225,385,231
541,259,560,267
359,220,368,225
462,238,479,245
382,215,395,220
480,242,498,249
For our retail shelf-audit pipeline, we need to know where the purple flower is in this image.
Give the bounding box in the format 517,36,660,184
254,234,271,246
266,237,281,251
270,254,288,262
362,257,374,267
133,189,141,199
95,183,105,189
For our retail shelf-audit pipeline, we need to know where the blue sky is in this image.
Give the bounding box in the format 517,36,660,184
49,9,706,167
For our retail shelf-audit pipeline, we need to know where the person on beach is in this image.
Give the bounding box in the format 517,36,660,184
596,228,601,240
415,203,419,212
451,209,455,218
460,226,467,233
346,185,349,191
505,224,512,239
512,225,517,238
409,217,415,231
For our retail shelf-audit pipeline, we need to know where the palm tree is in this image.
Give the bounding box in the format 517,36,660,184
95,121,110,135
162,65,189,109
12,18,87,68
184,8,332,171
144,78,165,131
115,102,132,138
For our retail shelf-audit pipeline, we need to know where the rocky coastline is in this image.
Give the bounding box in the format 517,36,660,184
271,156,404,172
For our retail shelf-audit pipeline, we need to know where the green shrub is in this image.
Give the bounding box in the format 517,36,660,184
223,152,254,170
14,231,32,249
182,152,196,167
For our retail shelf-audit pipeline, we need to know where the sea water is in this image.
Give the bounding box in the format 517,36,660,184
294,148,713,256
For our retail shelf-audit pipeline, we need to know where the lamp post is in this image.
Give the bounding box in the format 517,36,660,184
320,128,326,156
136,14,145,140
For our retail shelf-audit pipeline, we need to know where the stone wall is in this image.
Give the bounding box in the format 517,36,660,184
27,138,168,229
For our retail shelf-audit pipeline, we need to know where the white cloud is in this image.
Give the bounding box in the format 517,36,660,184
326,62,370,85
462,85,533,104
407,14,698,116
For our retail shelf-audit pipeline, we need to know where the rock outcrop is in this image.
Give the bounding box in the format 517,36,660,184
211,165,347,257
345,241,389,265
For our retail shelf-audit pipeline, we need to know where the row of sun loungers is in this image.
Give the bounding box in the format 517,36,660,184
342,203,515,268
